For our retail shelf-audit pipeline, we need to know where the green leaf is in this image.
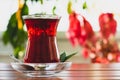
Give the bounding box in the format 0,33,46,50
2,31,9,45
67,1,73,14
3,13,18,48
21,2,29,25
2,2,29,58
40,0,43,4
60,52,77,62
52,6,56,15
60,52,66,62
83,2,87,9
21,2,29,15
65,52,77,61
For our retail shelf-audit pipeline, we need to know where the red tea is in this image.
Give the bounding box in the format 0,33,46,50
23,14,60,63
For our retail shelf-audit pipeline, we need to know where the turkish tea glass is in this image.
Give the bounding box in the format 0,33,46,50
23,14,61,63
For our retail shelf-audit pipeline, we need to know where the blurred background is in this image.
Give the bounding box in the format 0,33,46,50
0,0,120,63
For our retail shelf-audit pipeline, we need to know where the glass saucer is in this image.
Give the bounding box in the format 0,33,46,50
11,62,72,77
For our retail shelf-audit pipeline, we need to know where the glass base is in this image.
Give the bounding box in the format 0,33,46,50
11,62,72,77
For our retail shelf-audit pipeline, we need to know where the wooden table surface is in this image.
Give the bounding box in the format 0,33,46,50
1,63,120,80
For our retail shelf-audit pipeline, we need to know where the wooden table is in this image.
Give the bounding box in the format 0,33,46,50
1,63,120,80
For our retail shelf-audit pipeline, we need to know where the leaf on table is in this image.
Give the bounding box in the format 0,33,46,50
60,52,77,62
60,52,67,62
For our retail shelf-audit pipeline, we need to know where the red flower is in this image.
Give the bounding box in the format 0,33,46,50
82,17,94,39
66,12,94,46
66,12,81,46
67,12,119,63
82,48,89,58
99,13,117,38
116,53,120,62
78,16,94,46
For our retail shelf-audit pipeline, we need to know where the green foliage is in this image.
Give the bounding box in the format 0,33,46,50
83,1,87,9
60,52,77,62
2,2,29,58
21,2,29,15
67,1,73,14
52,6,56,15
40,0,43,4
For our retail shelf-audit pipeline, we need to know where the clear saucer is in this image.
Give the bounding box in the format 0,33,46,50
11,62,72,77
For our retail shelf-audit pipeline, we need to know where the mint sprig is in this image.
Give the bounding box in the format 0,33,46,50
60,52,77,62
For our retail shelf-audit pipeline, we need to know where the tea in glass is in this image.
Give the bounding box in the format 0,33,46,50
23,14,60,63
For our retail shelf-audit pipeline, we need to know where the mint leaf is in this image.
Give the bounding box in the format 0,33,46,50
65,52,77,61
60,52,66,62
60,52,77,62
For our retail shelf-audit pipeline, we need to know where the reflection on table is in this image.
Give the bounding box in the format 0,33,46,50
1,63,120,80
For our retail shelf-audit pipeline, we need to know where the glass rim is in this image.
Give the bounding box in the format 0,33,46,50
23,13,61,19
